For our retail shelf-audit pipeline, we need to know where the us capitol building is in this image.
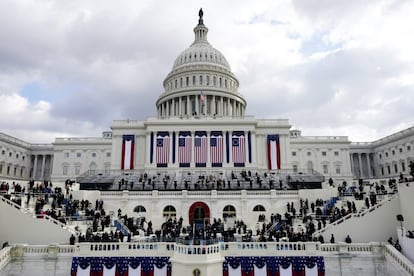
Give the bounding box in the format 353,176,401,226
0,9,414,276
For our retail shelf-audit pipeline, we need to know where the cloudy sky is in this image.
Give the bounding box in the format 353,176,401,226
1,0,413,143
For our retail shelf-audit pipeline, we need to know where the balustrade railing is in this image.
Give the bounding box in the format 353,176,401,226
384,244,414,276
0,247,12,271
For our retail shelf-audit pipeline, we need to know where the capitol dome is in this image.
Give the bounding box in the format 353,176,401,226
156,9,246,119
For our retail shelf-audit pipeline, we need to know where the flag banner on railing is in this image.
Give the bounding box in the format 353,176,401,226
210,131,223,167
267,134,281,170
121,135,135,170
156,132,170,167
194,131,207,166
223,256,324,276
232,131,245,167
71,256,171,276
178,131,191,167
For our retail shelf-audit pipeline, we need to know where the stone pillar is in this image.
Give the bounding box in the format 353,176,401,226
171,99,175,116
195,94,199,115
179,97,182,116
358,153,363,178
367,153,372,178
187,96,191,116
41,155,46,180
219,96,223,116
33,155,38,180
212,95,216,115
350,153,354,177
190,131,195,167
207,131,211,165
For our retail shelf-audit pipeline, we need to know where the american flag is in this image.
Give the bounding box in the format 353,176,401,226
156,134,170,166
194,132,207,165
71,256,171,276
210,133,223,165
232,133,245,165
178,132,192,165
223,256,325,276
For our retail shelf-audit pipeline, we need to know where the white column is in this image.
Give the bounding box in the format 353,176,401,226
179,97,182,116
41,155,46,180
190,131,195,167
207,131,211,166
146,133,151,166
350,153,355,177
358,153,363,178
171,99,175,116
367,153,372,178
220,97,224,116
195,94,199,115
233,100,236,117
212,95,216,115
169,131,173,164
33,155,38,180
187,96,191,115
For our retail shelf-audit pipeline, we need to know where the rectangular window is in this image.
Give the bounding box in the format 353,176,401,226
323,164,329,174
322,151,327,156
64,152,69,158
408,145,411,151
292,152,297,156
293,165,298,173
106,152,111,158
76,152,81,158
335,165,341,174
75,166,80,175
402,162,406,172
381,167,384,175
387,166,391,174
63,166,68,176
394,164,398,173
399,148,403,153
334,151,339,156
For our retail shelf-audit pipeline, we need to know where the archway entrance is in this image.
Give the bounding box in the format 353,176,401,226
188,202,210,235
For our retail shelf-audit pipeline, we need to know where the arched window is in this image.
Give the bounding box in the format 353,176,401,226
223,205,236,218
163,205,176,218
133,205,146,213
253,205,266,212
